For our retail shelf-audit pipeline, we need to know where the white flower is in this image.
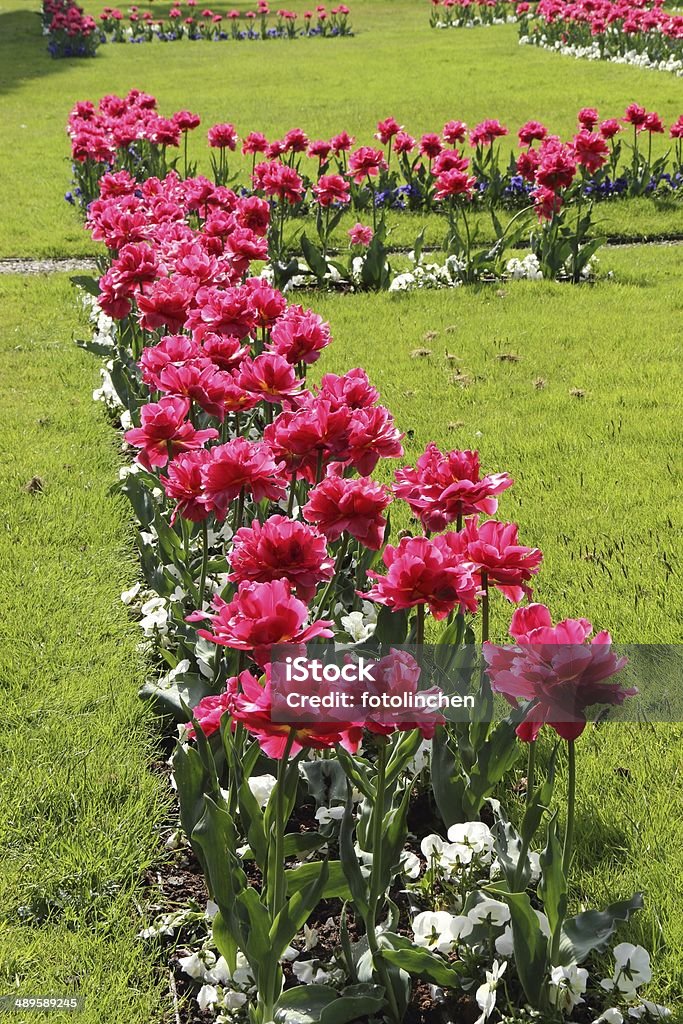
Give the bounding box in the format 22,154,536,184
222,991,248,1010
315,805,345,825
475,960,507,1024
206,956,232,985
549,964,589,1012
628,1002,671,1020
281,945,299,962
407,739,431,774
158,659,191,690
120,409,132,430
303,924,318,950
468,898,511,928
401,850,421,879
197,984,219,1011
120,582,141,605
447,821,494,863
601,944,652,999
340,605,377,641
292,961,331,985
139,596,169,637
594,1010,624,1024
412,911,472,953
420,834,444,860
205,900,219,919
178,952,208,981
248,774,277,808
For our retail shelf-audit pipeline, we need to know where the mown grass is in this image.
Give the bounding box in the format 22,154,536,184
310,244,683,1011
0,274,169,1023
1,0,682,257
312,244,683,643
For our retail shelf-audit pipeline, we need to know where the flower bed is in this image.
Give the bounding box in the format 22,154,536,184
43,0,100,57
429,0,520,29
517,0,683,76
71,124,676,1023
67,93,683,290
43,0,352,56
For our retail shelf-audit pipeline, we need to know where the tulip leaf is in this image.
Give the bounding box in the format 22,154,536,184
270,861,329,961
338,796,370,916
538,811,567,941
274,985,338,1024
378,934,466,988
300,758,349,808
319,984,385,1024
301,232,329,283
559,893,644,966
490,889,548,1007
374,605,409,644
286,860,352,901
192,796,246,910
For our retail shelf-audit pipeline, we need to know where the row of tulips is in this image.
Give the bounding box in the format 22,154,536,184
67,93,683,288
429,0,519,29
67,93,683,213
98,1,352,43
75,100,670,1023
42,0,100,57
517,0,683,75
42,0,350,56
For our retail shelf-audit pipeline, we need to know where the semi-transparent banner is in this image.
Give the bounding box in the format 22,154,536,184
268,643,683,729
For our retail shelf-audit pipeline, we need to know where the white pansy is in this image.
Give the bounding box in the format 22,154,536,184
120,410,132,430
281,945,299,962
401,849,422,879
447,821,494,862
629,1002,672,1020
412,910,473,953
468,898,511,928
601,944,652,999
594,1010,624,1024
292,961,331,985
549,964,589,1012
206,956,233,985
139,596,168,637
222,991,248,1010
157,659,191,691
340,604,377,642
197,985,219,1011
120,582,141,605
315,805,345,825
474,960,507,1024
179,951,211,980
303,924,318,950
421,834,444,860
247,774,277,808
205,900,219,919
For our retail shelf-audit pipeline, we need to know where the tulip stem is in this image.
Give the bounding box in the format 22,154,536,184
232,487,245,536
416,603,425,647
481,570,489,645
525,739,537,806
366,739,402,1024
562,739,576,878
287,472,297,516
272,729,296,917
198,519,209,609
315,532,349,616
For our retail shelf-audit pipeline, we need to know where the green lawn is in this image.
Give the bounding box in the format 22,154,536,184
1,0,682,257
314,244,683,1009
0,274,168,1024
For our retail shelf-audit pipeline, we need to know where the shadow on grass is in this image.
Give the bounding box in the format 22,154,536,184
0,8,90,96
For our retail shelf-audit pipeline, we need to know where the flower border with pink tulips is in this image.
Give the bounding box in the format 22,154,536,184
68,102,677,1022
428,0,683,76
67,93,683,290
42,0,352,58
